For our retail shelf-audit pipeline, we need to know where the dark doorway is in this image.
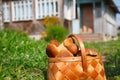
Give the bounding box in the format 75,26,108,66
80,3,94,33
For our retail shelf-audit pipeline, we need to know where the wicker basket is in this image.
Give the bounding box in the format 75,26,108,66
47,35,106,80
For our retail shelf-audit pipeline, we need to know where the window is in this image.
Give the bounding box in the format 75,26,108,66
95,2,102,18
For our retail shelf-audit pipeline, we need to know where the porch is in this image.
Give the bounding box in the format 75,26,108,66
64,0,118,42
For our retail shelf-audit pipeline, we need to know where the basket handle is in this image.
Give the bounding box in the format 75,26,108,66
69,34,87,72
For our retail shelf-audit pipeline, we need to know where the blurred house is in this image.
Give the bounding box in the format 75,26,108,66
2,0,120,42
64,0,120,42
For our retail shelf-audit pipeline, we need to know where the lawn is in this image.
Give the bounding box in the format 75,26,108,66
0,29,120,80
0,29,48,80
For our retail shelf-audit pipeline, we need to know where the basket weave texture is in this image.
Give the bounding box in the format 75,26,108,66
47,35,106,80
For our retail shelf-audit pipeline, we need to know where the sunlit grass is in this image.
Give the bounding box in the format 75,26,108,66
0,29,48,80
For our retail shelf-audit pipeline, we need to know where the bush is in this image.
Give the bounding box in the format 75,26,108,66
45,24,69,42
41,16,69,42
41,16,59,28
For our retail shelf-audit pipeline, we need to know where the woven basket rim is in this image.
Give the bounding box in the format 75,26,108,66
48,55,101,63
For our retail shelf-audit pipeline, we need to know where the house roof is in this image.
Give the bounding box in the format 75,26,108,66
105,0,120,13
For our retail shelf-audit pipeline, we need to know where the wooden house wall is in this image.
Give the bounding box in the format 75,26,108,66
77,0,118,37
64,0,76,33
64,0,76,20
103,4,117,36
76,0,101,4
94,1,104,34
0,0,3,29
94,1,117,37
2,0,118,37
4,19,45,34
2,0,60,34
3,0,60,22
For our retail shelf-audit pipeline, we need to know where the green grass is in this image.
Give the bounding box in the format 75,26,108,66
0,29,120,80
0,29,48,80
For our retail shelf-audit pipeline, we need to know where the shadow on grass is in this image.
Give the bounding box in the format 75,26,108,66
104,49,120,80
42,68,47,80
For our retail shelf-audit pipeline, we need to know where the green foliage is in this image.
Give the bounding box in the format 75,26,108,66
115,75,120,80
0,29,48,80
41,16,69,42
42,16,59,28
46,24,69,42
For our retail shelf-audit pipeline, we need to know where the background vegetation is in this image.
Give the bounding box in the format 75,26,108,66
45,24,69,42
41,16,69,42
0,29,120,80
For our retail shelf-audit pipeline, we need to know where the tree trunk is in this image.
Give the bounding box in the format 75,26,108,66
0,0,3,30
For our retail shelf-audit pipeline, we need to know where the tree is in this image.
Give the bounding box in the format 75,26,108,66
0,0,3,30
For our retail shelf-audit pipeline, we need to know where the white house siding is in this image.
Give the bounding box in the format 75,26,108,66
3,0,60,22
104,5,117,36
36,0,60,19
12,0,33,21
64,0,80,34
0,0,3,29
93,1,117,37
64,0,76,20
72,19,80,34
94,2,103,34
3,2,10,22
